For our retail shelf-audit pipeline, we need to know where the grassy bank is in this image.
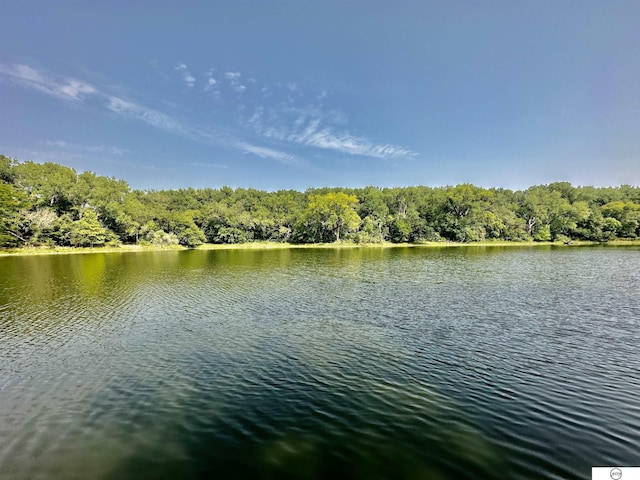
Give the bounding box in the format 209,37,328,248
2,239,640,257
0,244,186,257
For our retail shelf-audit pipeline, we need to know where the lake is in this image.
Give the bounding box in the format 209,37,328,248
1,245,639,479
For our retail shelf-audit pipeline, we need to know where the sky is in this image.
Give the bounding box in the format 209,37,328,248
1,1,639,191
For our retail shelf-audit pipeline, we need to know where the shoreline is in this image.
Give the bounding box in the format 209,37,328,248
1,239,639,257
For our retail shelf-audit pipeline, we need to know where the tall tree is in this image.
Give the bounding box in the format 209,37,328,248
69,209,110,247
296,192,361,242
0,182,25,245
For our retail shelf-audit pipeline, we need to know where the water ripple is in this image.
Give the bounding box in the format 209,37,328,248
0,247,639,479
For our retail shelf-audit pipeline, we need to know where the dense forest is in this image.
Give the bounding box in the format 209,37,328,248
1,155,639,248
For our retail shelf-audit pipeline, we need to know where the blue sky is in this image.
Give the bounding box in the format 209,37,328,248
1,1,639,191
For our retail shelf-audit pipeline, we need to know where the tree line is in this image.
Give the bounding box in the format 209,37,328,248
1,155,639,248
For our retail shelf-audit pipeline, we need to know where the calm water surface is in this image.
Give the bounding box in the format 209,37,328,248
1,246,639,479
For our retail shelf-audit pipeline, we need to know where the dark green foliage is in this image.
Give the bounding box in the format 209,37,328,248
214,226,250,244
294,192,360,243
13,161,78,214
0,181,26,245
70,209,110,247
177,225,206,248
0,155,18,183
1,155,640,248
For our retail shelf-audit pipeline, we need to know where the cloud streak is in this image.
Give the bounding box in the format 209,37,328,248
237,142,297,165
299,129,415,159
247,106,416,160
0,63,296,164
2,62,412,166
44,140,129,155
0,63,96,101
106,96,193,138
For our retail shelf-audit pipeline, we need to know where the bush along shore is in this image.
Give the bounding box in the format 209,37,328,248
1,155,639,250
4,240,640,258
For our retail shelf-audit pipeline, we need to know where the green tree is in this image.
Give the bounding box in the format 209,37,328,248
520,186,570,241
5,154,640,249
602,201,640,238
214,226,250,244
296,192,361,242
153,210,205,247
70,209,110,247
358,187,389,242
388,216,412,243
0,182,25,245
0,155,18,183
149,230,179,246
14,161,77,213
436,184,494,241
20,208,59,246
177,225,206,247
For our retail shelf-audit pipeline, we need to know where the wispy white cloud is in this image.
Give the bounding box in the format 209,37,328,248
301,129,415,159
184,74,196,87
246,105,416,160
57,80,96,100
44,139,129,155
104,95,297,163
106,96,193,138
231,76,414,159
44,140,72,148
203,70,220,98
175,62,196,87
0,62,304,166
237,142,298,165
223,71,247,95
0,63,96,101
